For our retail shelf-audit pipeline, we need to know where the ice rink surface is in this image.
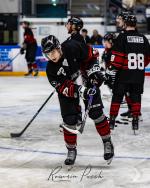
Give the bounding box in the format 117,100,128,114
0,76,150,188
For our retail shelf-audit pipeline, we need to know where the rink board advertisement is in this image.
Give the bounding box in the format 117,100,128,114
0,46,17,72
0,45,150,74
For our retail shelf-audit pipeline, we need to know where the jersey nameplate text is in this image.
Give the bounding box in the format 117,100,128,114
127,36,144,43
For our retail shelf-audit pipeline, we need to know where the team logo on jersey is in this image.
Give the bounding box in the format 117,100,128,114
62,59,69,66
57,67,66,76
127,36,144,43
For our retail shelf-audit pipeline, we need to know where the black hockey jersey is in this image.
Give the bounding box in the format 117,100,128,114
67,32,85,44
46,39,99,98
110,30,150,84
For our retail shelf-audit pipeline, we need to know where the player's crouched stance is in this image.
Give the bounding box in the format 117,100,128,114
41,35,114,166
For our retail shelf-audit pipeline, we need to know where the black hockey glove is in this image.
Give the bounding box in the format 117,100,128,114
104,68,117,89
20,48,24,55
87,64,105,86
78,85,98,100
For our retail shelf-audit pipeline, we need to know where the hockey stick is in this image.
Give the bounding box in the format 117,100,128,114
0,52,20,72
79,86,96,134
10,89,56,138
115,120,128,125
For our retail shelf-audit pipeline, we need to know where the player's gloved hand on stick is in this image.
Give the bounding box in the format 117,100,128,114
20,48,24,55
104,68,117,89
79,85,97,100
89,71,105,86
87,64,105,87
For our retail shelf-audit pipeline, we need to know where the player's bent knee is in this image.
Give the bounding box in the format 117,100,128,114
130,94,141,102
112,94,123,103
89,109,105,123
63,115,78,126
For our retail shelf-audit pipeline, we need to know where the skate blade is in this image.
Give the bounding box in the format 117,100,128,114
133,129,138,135
62,163,74,171
24,76,33,78
33,75,39,78
106,157,113,165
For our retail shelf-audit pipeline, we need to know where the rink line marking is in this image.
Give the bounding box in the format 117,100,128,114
0,146,150,161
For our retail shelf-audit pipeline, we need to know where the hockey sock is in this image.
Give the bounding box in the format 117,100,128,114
32,62,38,71
63,128,77,149
95,116,111,138
131,102,141,117
110,102,120,116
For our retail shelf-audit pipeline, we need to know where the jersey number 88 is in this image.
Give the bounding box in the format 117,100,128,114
128,53,144,70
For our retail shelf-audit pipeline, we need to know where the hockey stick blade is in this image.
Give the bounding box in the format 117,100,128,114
116,120,128,125
10,132,23,138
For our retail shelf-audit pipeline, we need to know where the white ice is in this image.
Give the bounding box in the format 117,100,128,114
0,76,150,188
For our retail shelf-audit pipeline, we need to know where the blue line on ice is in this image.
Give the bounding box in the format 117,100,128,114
0,146,150,160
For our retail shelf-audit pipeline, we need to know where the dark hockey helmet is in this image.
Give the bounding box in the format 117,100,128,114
41,35,61,54
103,33,116,44
117,11,130,20
67,16,84,31
20,21,30,26
124,14,137,27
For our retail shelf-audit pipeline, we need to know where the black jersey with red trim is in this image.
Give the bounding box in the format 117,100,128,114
110,30,150,84
24,28,37,45
46,39,99,98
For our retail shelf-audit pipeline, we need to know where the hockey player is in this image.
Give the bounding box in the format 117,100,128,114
102,33,117,90
41,35,114,166
116,11,129,32
108,14,150,132
65,16,85,44
20,21,38,76
116,12,143,121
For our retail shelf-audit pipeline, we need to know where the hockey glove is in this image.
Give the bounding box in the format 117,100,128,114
105,68,117,89
87,64,105,86
57,80,78,98
20,48,24,55
78,85,97,100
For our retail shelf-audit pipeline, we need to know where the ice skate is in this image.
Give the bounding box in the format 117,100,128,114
24,70,33,77
121,111,143,122
33,71,39,77
64,148,77,170
103,141,114,165
120,110,130,118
